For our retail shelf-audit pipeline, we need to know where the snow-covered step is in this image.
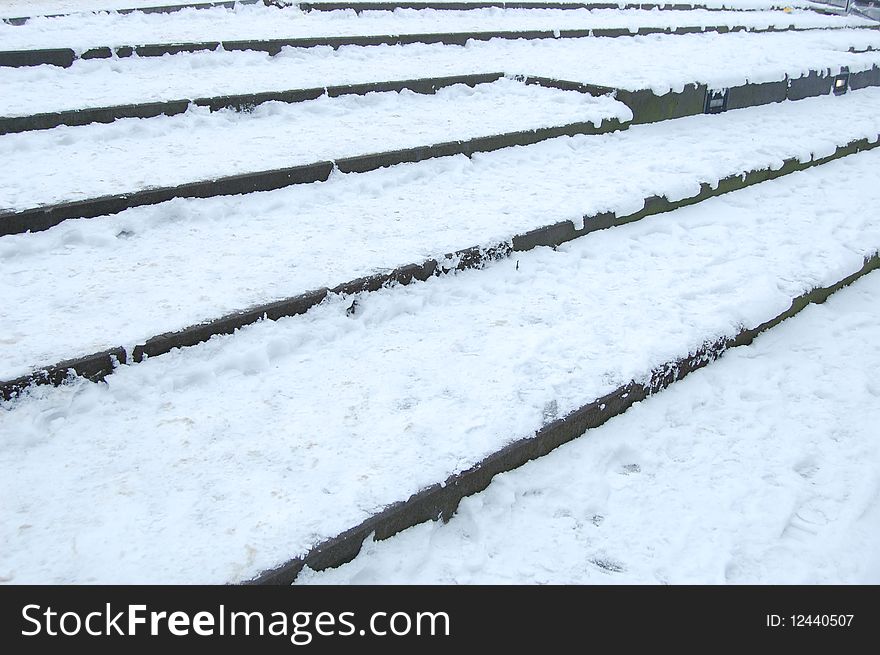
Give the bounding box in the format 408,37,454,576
2,87,879,389
4,29,878,117
5,56,875,139
0,0,818,22
0,1,263,24
298,268,880,585
0,78,629,221
0,1,251,19
0,1,818,23
0,72,505,134
0,7,870,66
5,58,877,134
2,146,880,584
0,6,861,52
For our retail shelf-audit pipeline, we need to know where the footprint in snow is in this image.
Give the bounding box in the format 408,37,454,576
590,557,625,573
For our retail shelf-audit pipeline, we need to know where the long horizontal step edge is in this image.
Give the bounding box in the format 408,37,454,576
9,61,877,135
263,2,810,12
2,23,877,68
0,117,624,236
0,72,506,135
0,1,829,25
246,249,880,585
3,133,877,402
5,60,874,137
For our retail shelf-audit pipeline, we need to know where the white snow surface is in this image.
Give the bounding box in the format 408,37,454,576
0,0,819,18
2,87,880,380
0,6,869,51
1,146,880,584
3,30,880,117
299,269,880,585
0,78,630,210
0,0,239,19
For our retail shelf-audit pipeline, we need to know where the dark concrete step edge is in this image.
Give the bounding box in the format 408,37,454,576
0,117,624,236
1,0,268,26
0,72,506,135
526,63,880,124
246,250,880,585
9,49,872,137
2,23,876,68
296,2,793,11
10,56,874,136
3,133,876,402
